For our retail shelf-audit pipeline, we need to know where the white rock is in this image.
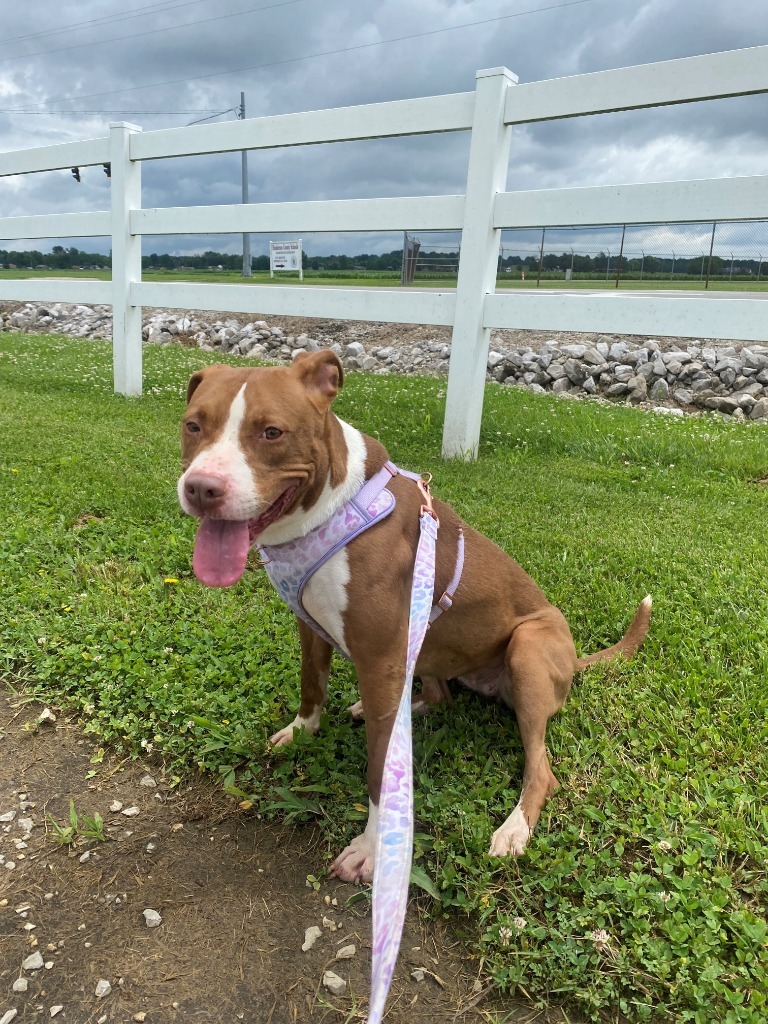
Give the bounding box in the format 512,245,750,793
302,925,322,951
13,977,29,992
411,968,426,982
95,979,112,998
121,806,140,817
0,1010,18,1024
23,951,45,971
79,850,91,863
143,909,162,928
18,818,33,833
0,810,16,822
38,707,57,724
336,944,356,959
109,800,123,812
322,970,347,995
139,774,157,788
50,1007,64,1017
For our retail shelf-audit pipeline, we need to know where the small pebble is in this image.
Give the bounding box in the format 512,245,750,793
336,944,356,959
95,978,112,998
0,810,16,822
13,978,29,993
322,970,347,995
122,806,140,817
411,968,426,982
139,774,157,788
79,850,91,863
50,1007,63,1018
143,908,162,928
22,951,44,971
0,1010,18,1024
109,800,123,812
302,925,322,951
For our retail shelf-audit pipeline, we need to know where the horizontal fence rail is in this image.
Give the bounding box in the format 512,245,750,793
131,93,476,162
1,47,767,458
134,281,457,325
132,195,465,236
494,176,768,229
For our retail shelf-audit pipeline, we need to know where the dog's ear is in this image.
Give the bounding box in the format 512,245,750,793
185,364,228,404
292,350,344,410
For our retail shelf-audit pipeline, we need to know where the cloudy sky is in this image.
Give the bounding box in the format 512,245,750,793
1,0,766,258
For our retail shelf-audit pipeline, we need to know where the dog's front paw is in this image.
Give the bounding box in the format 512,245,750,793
329,833,375,884
269,710,321,748
347,699,365,721
489,806,532,858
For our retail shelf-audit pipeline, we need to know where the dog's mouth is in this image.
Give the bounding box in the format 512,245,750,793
192,485,298,588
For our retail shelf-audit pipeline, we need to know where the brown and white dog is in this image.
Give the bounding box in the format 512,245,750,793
178,350,651,883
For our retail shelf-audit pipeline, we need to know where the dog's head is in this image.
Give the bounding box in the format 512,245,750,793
178,350,345,585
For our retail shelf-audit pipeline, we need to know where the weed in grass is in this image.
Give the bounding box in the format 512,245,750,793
1,331,767,1021
48,799,107,846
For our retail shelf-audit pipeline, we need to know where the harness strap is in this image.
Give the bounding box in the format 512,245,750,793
429,527,464,624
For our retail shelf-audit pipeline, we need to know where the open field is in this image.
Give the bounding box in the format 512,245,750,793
1,331,767,1022
1,266,766,292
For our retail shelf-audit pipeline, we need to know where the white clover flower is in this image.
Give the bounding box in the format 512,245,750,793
589,928,612,951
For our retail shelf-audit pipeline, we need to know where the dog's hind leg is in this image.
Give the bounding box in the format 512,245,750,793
270,619,333,747
490,612,576,857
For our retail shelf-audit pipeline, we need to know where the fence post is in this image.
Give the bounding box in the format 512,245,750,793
442,67,516,460
110,122,143,396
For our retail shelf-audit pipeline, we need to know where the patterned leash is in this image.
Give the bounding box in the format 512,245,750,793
368,478,439,1023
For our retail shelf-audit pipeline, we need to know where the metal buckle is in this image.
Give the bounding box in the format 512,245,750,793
416,474,439,526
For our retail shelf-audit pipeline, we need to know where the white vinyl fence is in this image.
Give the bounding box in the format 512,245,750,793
1,46,768,458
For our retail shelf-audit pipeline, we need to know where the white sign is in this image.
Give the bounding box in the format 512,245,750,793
270,240,303,279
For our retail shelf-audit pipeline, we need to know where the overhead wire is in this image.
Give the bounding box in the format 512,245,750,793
6,0,598,112
0,0,213,46
0,0,315,66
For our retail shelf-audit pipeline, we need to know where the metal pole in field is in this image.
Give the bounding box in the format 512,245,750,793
240,93,252,278
615,224,626,288
536,227,545,287
705,221,716,289
401,231,407,286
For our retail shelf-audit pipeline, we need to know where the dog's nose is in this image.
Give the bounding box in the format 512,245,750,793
184,473,227,514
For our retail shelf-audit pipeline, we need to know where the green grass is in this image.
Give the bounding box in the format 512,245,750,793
1,266,766,291
1,331,767,1022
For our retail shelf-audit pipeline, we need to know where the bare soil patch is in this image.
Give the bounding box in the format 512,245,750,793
1,688,561,1024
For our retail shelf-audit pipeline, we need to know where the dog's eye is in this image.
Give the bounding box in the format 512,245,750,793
262,426,283,441
185,421,201,434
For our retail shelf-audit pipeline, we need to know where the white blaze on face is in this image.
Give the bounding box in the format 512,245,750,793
178,383,260,520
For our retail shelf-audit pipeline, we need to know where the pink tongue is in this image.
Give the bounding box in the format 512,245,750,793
193,519,251,587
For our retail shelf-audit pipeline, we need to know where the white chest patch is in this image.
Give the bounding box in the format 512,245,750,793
301,548,351,657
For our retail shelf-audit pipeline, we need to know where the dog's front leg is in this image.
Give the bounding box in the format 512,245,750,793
269,618,333,747
329,658,405,884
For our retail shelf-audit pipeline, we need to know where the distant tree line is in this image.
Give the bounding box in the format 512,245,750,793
0,246,407,272
0,245,762,277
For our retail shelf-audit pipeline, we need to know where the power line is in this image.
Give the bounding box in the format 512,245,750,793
9,0,598,110
186,107,239,124
0,0,315,66
0,0,212,46
0,108,226,115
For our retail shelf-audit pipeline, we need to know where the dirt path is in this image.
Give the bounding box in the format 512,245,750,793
1,688,562,1024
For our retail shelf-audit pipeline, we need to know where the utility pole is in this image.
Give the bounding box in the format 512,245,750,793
239,92,251,277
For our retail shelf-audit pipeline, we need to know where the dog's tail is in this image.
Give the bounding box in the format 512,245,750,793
576,595,652,671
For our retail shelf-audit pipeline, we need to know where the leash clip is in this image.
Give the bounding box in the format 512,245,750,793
416,474,439,526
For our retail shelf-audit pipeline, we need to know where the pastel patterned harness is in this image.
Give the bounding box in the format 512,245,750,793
257,460,464,655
